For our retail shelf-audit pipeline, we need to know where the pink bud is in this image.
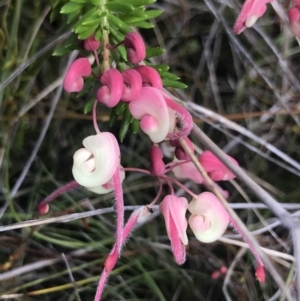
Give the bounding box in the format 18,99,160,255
255,265,266,283
160,195,189,265
38,204,49,215
233,0,274,34
83,34,100,51
288,6,300,37
211,271,221,280
220,266,228,274
170,137,194,161
72,133,120,188
121,69,142,102
199,151,238,181
134,66,163,90
188,192,229,243
129,87,170,143
63,58,92,93
149,145,165,176
293,0,300,6
124,32,146,64
97,69,124,107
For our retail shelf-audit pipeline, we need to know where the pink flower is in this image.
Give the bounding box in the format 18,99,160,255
63,58,92,93
96,69,123,108
233,0,274,34
160,195,189,265
129,87,170,143
172,159,205,184
124,32,146,64
72,133,120,188
288,6,300,37
149,145,165,176
134,66,163,90
121,69,142,102
188,192,229,243
255,265,266,283
199,151,238,181
84,34,100,51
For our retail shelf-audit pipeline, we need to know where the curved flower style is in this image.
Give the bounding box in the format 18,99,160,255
134,66,163,90
121,69,142,102
288,5,300,37
84,34,100,51
72,133,120,188
149,145,165,176
129,87,170,143
233,0,274,34
170,137,194,161
124,32,146,64
160,195,189,265
188,192,229,243
96,69,123,107
199,151,238,181
63,58,92,93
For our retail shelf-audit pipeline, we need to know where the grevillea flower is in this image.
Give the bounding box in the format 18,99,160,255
96,69,123,108
63,58,92,93
199,151,238,181
84,34,100,51
121,69,142,102
160,195,189,265
188,192,229,243
288,5,300,37
233,0,274,34
124,32,146,64
129,87,170,143
149,145,165,176
134,66,163,90
72,133,120,188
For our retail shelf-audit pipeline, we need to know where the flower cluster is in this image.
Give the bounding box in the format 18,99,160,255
39,30,265,301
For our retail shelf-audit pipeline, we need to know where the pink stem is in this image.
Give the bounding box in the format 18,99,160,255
165,160,189,173
94,207,142,301
229,216,265,280
121,167,151,175
160,175,174,195
93,49,101,75
165,97,193,140
93,100,101,134
149,178,163,206
165,176,198,199
112,168,124,254
106,40,124,50
38,180,79,214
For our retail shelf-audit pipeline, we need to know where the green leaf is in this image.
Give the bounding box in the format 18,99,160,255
149,64,169,72
109,25,125,43
162,79,187,89
94,26,103,40
112,0,155,7
71,0,87,3
52,44,75,56
160,71,180,80
107,13,132,34
60,2,83,14
119,106,132,142
130,20,154,28
77,78,96,98
78,24,99,39
143,9,162,19
67,11,81,24
106,3,134,13
83,98,95,114
130,8,147,17
115,102,127,115
72,7,98,29
131,119,140,134
82,17,103,26
145,47,164,59
88,0,100,5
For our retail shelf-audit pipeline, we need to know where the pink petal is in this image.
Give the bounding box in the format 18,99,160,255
96,69,123,107
134,66,163,90
188,192,229,243
84,34,100,51
121,69,142,102
124,32,146,64
172,159,205,184
170,137,194,161
255,265,266,283
199,151,238,181
288,6,300,37
63,58,92,93
129,87,170,143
